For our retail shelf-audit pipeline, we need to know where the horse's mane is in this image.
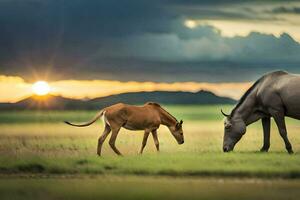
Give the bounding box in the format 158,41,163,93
146,102,178,122
229,70,289,117
146,102,161,107
230,76,264,116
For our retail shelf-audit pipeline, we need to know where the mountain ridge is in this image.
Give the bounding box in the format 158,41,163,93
0,90,235,110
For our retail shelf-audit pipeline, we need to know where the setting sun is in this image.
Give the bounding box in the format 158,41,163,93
32,81,50,96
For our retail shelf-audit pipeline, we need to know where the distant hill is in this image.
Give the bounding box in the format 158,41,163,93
0,95,85,110
0,90,235,110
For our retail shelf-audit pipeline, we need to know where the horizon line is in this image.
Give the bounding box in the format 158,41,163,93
0,74,252,103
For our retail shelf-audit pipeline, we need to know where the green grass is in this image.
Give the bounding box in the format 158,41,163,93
1,176,300,200
0,105,233,123
0,105,300,178
1,152,300,178
1,105,300,199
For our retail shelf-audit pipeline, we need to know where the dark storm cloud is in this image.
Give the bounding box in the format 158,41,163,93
0,0,176,75
271,6,300,14
0,0,300,82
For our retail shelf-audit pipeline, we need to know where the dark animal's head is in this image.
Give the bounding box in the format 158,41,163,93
221,110,246,152
169,120,184,144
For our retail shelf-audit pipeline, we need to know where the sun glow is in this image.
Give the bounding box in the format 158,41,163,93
0,75,251,102
184,20,197,29
32,81,50,96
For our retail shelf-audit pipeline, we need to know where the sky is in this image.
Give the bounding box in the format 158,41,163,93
0,74,251,102
1,0,300,102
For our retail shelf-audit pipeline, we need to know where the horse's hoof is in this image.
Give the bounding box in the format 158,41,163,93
288,149,294,154
260,148,269,152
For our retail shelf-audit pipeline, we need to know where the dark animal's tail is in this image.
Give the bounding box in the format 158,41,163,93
64,110,104,127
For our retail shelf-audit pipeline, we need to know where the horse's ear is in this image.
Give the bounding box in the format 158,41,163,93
221,109,230,117
180,120,183,125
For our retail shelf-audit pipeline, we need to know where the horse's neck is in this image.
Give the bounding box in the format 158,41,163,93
232,89,258,122
158,108,177,127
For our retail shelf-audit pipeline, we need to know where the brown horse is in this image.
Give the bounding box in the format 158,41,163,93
65,102,184,156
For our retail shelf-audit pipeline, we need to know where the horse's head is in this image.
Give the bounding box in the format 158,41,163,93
221,110,246,152
169,120,184,144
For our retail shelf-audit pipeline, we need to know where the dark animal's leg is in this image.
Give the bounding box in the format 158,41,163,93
260,117,271,152
151,130,159,152
139,130,150,154
97,124,111,156
109,127,122,156
272,114,293,154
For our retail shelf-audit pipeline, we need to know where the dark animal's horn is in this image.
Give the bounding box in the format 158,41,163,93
221,109,229,117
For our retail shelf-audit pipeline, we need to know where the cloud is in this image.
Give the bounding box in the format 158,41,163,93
271,6,300,14
106,26,300,63
0,0,300,82
0,75,32,102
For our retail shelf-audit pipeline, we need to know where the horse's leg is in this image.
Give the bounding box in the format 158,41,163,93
260,117,270,152
139,130,150,154
109,127,122,156
271,111,293,154
97,123,111,156
151,129,159,152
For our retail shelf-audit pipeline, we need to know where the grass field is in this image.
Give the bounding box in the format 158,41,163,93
1,176,300,200
1,105,300,199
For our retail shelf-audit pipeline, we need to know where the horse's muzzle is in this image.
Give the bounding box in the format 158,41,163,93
223,146,230,152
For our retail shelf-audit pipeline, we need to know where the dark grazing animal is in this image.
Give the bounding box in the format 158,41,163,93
221,71,300,154
65,102,184,156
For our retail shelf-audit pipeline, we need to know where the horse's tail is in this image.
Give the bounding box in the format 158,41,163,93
64,109,105,127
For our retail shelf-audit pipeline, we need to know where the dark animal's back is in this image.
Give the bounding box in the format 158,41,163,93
266,70,288,77
257,71,300,119
231,71,291,116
